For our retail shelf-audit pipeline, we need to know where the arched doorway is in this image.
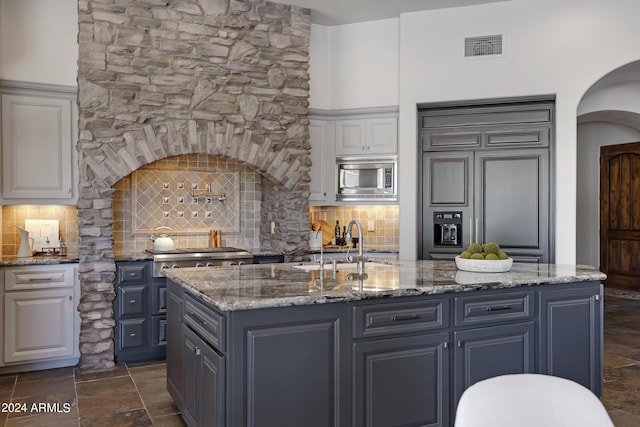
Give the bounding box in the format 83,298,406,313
577,60,640,290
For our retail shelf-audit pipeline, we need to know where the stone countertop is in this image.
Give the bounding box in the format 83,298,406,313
0,254,80,266
163,260,606,312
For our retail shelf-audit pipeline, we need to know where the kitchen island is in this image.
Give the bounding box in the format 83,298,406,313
164,260,606,427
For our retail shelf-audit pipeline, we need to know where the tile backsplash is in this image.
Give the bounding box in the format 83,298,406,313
113,154,262,254
309,205,399,249
1,206,78,257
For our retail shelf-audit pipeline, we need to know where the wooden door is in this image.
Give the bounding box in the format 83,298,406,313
600,142,640,290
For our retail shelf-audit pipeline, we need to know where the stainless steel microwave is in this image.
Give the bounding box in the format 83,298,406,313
336,158,397,201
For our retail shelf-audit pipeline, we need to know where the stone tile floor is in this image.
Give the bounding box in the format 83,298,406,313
0,294,637,426
0,360,185,426
603,295,640,426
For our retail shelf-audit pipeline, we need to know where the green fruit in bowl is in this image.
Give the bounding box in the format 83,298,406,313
498,251,509,260
483,242,500,255
470,253,484,260
485,253,499,260
468,243,483,254
460,250,472,259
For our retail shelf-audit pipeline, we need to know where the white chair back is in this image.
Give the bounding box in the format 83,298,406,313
455,374,614,427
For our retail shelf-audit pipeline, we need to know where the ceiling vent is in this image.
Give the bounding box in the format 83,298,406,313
464,34,503,58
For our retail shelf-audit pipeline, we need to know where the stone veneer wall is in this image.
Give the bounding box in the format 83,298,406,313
77,0,311,371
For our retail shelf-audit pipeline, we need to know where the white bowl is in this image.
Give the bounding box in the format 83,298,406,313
454,255,513,273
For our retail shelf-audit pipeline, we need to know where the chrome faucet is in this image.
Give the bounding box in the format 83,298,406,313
344,219,367,275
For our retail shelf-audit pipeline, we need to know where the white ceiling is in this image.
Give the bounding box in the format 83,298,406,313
276,0,510,25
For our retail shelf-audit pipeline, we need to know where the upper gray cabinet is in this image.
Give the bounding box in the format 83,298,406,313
420,102,552,151
0,81,78,205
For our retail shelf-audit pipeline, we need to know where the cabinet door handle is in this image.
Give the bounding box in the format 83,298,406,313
391,314,419,322
188,311,208,327
457,341,463,348
195,346,201,356
486,305,512,312
443,342,449,349
69,295,72,301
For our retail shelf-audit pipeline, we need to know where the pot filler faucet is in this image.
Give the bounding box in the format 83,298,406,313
345,219,367,276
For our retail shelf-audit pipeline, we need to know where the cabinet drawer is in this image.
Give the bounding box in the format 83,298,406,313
118,319,146,350
353,297,449,339
455,291,534,326
117,263,147,284
4,265,75,290
117,285,146,317
152,283,167,315
184,293,225,351
152,315,167,348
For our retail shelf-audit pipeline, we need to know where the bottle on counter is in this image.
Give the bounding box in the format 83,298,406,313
335,221,340,243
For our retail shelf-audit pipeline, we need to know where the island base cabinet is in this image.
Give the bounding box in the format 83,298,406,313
453,321,535,415
182,326,225,427
353,333,450,427
539,284,603,395
228,304,350,427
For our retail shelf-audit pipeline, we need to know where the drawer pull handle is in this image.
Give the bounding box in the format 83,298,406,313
391,314,419,321
188,311,208,327
129,299,136,304
28,277,54,282
129,273,136,277
130,333,136,337
486,305,512,312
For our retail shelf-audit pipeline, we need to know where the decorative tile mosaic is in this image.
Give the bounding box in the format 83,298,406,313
131,169,240,234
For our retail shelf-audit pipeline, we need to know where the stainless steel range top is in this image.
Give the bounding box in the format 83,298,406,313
146,247,253,277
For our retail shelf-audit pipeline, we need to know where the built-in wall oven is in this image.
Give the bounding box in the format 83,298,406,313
336,157,396,201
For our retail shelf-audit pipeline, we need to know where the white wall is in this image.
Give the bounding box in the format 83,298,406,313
308,0,640,262
576,121,640,268
0,0,78,86
309,19,399,110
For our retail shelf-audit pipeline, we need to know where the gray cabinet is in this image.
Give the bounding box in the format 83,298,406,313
166,281,183,409
422,149,549,261
539,284,603,396
182,325,225,427
114,261,166,362
227,304,349,427
166,280,602,427
353,333,450,427
168,280,350,427
419,98,554,263
453,322,535,413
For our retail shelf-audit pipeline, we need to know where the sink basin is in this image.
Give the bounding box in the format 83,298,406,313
291,262,394,271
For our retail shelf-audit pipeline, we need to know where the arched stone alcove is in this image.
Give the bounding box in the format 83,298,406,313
77,0,311,371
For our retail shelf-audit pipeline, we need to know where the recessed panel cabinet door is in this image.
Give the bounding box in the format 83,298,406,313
1,94,73,200
475,149,549,262
453,322,535,417
539,285,603,396
353,332,450,427
4,289,75,362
